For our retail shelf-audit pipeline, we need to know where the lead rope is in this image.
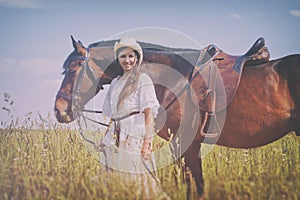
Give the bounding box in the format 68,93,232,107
74,51,110,169
77,112,110,171
141,154,161,186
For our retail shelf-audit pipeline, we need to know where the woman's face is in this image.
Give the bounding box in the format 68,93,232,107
117,47,138,73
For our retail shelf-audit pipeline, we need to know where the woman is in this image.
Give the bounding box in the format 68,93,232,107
96,38,169,199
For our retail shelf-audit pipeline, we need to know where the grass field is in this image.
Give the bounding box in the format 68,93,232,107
0,117,299,200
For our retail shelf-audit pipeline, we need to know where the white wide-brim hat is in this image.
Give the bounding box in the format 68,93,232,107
114,37,143,66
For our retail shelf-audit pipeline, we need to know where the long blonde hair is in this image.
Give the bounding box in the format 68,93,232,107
116,49,141,111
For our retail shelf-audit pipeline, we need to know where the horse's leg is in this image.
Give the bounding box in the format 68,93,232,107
181,87,204,199
183,141,204,199
184,164,192,200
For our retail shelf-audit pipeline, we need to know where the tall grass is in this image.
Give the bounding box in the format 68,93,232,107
202,137,300,200
0,115,299,199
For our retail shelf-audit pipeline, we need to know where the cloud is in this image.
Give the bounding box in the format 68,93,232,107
290,9,300,17
0,0,45,9
227,13,242,20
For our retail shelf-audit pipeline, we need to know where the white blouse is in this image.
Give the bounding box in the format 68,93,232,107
102,73,160,140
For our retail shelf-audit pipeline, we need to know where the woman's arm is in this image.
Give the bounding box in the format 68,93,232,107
141,107,155,160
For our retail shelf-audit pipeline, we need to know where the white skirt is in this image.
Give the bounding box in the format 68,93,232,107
100,135,169,199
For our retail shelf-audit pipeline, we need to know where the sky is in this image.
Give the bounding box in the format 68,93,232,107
0,0,299,126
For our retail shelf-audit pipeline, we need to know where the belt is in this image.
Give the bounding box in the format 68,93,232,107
112,111,144,147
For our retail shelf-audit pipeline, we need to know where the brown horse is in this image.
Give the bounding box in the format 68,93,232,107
55,36,300,198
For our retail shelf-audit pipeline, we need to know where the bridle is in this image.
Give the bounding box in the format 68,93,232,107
56,54,86,102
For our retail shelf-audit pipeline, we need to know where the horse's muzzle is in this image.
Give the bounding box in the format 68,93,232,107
54,97,74,123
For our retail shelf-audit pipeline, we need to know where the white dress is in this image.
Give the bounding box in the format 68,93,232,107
100,73,167,199
102,72,160,141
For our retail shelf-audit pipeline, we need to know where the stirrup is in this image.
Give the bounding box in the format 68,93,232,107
200,111,220,138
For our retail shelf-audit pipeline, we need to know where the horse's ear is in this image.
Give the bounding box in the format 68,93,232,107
71,35,77,49
70,35,86,56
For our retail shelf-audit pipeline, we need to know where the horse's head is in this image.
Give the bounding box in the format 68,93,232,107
54,36,121,123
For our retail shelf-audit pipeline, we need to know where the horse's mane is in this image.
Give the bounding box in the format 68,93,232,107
89,39,199,54
89,40,200,66
62,51,80,72
88,40,118,48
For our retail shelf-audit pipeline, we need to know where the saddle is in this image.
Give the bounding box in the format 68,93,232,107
190,38,270,137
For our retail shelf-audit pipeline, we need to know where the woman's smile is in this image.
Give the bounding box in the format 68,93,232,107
118,47,138,72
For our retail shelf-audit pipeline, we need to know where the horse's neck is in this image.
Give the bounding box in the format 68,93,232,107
142,49,199,78
139,49,201,109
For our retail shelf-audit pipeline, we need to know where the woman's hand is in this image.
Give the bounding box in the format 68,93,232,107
141,138,152,160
